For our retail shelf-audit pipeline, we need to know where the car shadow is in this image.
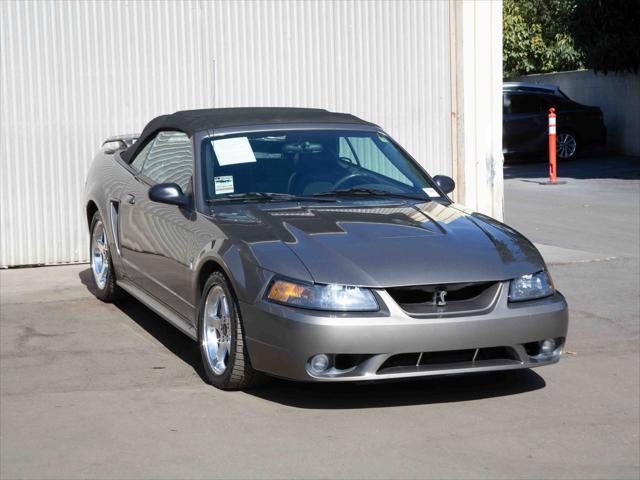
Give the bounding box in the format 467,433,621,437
79,268,546,408
245,369,546,409
78,268,208,382
504,152,640,180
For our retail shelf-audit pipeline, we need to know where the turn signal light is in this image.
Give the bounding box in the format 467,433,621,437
267,280,307,303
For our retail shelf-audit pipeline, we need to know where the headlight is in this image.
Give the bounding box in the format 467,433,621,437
509,270,555,302
266,279,378,311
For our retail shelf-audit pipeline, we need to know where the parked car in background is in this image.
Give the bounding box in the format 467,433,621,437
503,82,606,160
84,107,568,391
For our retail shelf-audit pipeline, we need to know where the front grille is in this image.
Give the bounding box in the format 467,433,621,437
377,346,520,374
386,281,499,315
419,349,478,365
378,353,421,370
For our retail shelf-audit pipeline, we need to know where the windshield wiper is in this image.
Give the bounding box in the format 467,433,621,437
207,192,336,204
313,187,430,202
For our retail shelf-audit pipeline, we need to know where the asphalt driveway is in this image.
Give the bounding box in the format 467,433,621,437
1,154,638,479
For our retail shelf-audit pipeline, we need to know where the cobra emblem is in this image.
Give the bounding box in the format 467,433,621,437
434,289,447,306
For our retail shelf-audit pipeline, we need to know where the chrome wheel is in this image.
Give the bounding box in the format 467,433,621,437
202,285,232,376
91,220,109,290
557,133,577,159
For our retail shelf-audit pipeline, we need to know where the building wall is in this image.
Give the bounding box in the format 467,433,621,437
0,0,502,267
513,70,640,156
452,0,504,219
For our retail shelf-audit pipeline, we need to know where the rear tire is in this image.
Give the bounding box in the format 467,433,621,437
198,272,265,390
556,131,579,160
89,212,122,302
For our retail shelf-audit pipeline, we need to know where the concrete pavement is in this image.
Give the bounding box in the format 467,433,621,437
1,154,638,479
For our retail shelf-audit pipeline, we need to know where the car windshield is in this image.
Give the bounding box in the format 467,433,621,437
201,130,442,202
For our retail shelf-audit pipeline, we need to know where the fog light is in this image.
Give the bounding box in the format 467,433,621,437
541,338,557,355
309,354,330,374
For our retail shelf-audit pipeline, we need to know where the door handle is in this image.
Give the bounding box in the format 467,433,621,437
126,193,136,205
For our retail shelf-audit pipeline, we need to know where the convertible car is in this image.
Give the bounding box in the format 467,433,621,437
84,108,568,390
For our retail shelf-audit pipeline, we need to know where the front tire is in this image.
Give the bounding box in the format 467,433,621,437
89,212,121,302
198,272,263,390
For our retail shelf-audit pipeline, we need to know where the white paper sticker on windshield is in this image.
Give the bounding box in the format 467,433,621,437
423,187,440,197
212,137,256,166
214,175,234,194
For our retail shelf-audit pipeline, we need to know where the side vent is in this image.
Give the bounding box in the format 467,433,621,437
109,201,120,254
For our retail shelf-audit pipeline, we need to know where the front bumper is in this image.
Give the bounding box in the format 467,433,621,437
242,282,568,382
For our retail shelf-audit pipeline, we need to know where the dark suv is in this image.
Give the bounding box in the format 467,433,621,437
503,83,606,160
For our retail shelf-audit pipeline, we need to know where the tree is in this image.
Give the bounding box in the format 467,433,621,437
569,0,640,74
503,0,583,78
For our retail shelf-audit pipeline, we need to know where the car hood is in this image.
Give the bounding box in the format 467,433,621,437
211,200,545,288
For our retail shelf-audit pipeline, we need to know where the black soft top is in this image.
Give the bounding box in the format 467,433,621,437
121,107,377,163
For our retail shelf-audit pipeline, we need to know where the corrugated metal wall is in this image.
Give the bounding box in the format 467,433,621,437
0,0,495,267
453,0,504,220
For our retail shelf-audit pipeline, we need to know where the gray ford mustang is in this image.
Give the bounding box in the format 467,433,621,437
84,108,568,390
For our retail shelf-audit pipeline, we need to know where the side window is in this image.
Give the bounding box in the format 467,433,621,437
339,136,412,185
544,95,562,110
140,131,193,191
509,94,548,114
338,137,358,164
130,139,154,171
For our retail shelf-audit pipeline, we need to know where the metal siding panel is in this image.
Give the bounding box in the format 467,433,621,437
1,0,461,266
454,0,503,220
205,0,452,175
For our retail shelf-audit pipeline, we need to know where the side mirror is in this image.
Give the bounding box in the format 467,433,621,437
433,175,455,194
148,183,189,207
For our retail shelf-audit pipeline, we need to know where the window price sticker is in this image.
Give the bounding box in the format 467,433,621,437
214,175,234,194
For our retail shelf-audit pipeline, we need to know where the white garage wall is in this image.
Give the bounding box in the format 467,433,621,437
1,0,501,267
452,0,504,220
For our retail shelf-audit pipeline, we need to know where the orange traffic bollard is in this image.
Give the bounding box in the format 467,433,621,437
541,107,565,185
548,107,557,183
